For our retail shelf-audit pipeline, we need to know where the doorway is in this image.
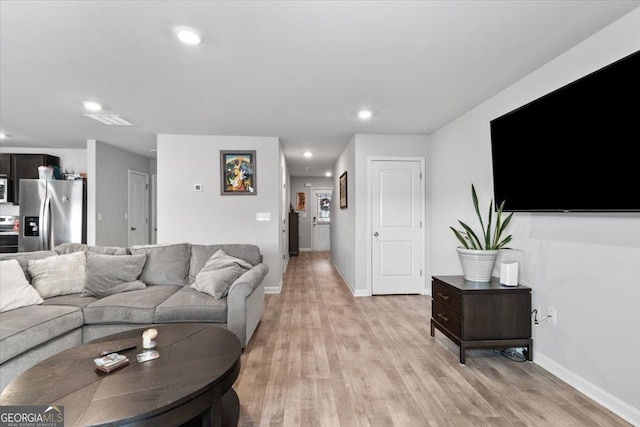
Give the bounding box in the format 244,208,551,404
128,169,149,246
311,188,332,251
369,158,424,295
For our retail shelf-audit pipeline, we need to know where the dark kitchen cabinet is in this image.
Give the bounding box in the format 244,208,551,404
0,233,19,253
11,154,60,204
0,154,12,176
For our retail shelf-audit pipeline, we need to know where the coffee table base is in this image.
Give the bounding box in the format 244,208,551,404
180,389,239,427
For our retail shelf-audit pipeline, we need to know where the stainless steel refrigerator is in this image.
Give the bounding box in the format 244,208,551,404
18,179,87,252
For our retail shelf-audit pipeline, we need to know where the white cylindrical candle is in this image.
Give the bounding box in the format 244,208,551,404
142,328,158,349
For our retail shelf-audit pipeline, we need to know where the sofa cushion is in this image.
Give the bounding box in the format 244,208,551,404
83,285,181,324
0,305,83,364
42,294,99,309
190,249,253,299
0,259,44,312
189,244,261,283
83,252,147,297
129,243,191,286
0,250,59,282
55,242,129,256
28,251,87,298
155,286,227,323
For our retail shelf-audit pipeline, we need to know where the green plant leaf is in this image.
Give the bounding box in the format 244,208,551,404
451,183,514,251
450,227,470,248
458,220,483,249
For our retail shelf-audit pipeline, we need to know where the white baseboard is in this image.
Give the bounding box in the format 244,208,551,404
264,277,283,294
300,247,311,252
330,257,371,297
535,352,640,426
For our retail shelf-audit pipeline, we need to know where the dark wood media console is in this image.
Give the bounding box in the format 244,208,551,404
430,275,532,364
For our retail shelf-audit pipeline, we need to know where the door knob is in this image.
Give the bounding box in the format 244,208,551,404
373,232,379,237
131,227,137,231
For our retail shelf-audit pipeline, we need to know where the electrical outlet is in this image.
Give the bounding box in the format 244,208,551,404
548,307,557,326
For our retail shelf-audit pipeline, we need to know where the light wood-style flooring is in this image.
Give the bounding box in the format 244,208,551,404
234,251,629,426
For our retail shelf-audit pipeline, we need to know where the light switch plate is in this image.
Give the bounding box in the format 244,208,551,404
256,213,271,221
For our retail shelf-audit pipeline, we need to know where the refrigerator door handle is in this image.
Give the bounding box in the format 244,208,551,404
47,196,54,250
38,194,47,250
42,195,52,250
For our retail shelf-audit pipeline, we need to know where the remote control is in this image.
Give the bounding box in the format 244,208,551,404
99,344,137,357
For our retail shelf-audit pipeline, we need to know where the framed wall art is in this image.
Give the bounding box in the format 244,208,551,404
220,150,257,195
296,192,306,211
339,171,347,209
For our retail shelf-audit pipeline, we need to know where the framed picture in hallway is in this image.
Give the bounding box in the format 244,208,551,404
296,192,306,211
339,171,347,209
220,150,257,195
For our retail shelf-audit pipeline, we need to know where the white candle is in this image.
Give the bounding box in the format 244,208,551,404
142,328,158,349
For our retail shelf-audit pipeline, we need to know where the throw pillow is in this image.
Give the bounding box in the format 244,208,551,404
0,259,44,312
190,249,253,299
28,252,87,298
84,252,147,298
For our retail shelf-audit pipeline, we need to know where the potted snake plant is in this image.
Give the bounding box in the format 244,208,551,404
450,184,513,281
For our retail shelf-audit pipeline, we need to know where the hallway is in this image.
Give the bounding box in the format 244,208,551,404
234,252,628,426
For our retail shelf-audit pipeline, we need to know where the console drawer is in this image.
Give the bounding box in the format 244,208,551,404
432,279,462,314
432,301,461,338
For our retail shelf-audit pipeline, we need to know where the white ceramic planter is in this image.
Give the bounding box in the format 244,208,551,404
456,247,498,282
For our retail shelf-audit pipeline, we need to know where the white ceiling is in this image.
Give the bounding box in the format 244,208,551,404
1,1,639,177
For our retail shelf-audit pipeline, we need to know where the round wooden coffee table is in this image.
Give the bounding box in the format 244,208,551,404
0,323,241,426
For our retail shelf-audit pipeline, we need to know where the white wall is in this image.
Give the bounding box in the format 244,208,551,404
87,140,151,246
331,137,356,291
290,177,334,250
429,9,640,424
157,134,282,292
331,135,430,295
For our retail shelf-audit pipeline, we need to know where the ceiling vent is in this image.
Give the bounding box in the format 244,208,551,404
84,114,133,126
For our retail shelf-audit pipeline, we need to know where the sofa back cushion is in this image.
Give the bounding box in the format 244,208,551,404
55,242,129,255
84,252,147,297
0,251,59,282
189,244,262,283
129,243,191,286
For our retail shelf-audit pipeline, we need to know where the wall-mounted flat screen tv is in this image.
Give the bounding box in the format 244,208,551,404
490,50,640,212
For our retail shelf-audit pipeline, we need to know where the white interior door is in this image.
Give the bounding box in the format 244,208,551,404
128,169,149,246
151,174,158,244
311,188,332,251
371,160,423,294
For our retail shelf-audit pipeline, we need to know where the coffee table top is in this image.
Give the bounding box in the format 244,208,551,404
0,323,241,426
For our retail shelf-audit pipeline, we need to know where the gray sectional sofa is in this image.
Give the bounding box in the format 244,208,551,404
0,242,268,392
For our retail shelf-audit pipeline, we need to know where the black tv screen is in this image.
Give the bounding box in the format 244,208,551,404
490,50,640,212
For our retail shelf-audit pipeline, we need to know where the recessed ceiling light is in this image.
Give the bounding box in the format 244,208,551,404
304,166,310,170
304,151,313,158
0,133,6,139
325,171,332,177
358,110,373,120
83,101,102,111
173,26,202,45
